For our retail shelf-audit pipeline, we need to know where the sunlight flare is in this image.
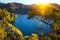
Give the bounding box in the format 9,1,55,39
35,0,52,16
36,0,52,4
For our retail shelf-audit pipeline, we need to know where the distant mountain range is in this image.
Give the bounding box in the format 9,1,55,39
0,2,60,15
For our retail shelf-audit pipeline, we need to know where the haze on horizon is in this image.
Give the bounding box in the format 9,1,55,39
0,0,60,5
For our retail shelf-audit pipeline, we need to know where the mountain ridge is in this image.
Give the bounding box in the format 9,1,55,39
0,2,60,14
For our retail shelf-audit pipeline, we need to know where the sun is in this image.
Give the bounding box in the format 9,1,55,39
33,0,53,16
34,0,52,16
36,0,51,4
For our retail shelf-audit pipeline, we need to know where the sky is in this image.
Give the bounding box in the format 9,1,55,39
0,0,60,5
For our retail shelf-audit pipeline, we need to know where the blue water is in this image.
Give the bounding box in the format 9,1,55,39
14,15,50,36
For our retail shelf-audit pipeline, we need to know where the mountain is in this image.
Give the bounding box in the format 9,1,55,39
0,2,32,14
0,2,60,15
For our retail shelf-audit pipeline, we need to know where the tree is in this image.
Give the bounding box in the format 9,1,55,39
28,4,60,31
0,8,23,40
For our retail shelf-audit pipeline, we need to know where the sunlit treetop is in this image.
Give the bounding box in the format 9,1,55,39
34,0,60,16
28,3,60,22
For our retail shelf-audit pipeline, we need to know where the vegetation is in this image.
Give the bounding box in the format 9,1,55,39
0,8,23,40
27,4,60,40
0,4,60,40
